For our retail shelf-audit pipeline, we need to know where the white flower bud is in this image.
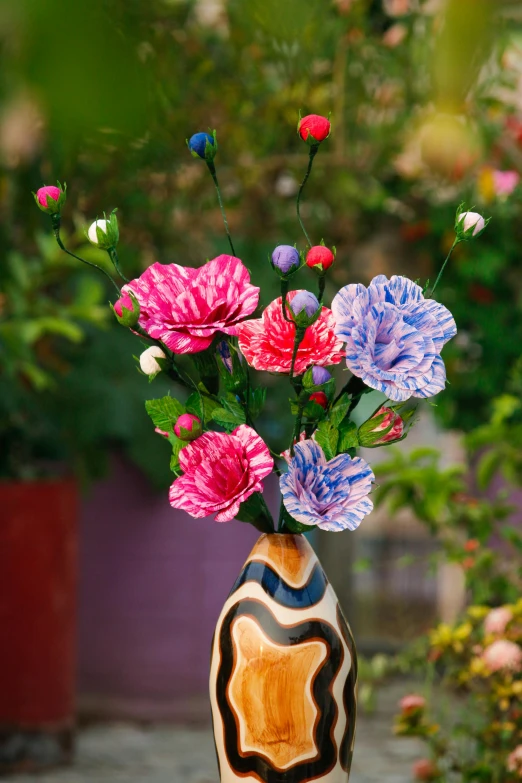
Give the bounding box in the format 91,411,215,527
458,211,485,236
139,345,166,375
88,219,108,244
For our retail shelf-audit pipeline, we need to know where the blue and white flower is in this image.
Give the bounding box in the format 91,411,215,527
280,440,374,532
331,274,456,402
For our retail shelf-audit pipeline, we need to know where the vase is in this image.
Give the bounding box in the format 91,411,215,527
210,532,357,782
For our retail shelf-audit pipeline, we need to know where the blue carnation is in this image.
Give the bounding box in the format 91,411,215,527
331,274,457,402
188,132,215,160
280,440,374,532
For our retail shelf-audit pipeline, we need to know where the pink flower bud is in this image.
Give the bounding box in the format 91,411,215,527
306,245,335,272
413,759,438,781
298,114,331,144
37,185,61,207
464,538,480,552
174,413,202,441
484,607,513,636
359,406,404,447
458,211,485,236
399,694,426,714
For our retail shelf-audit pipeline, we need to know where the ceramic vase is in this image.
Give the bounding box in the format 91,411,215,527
210,533,357,782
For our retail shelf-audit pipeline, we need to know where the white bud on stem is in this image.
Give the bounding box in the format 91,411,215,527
139,345,166,375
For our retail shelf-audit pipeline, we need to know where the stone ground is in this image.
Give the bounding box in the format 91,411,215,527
8,684,423,783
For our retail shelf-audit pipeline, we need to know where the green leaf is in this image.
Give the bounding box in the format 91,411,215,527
186,391,220,424
338,419,359,452
235,492,274,533
211,393,246,430
302,400,327,420
169,434,184,475
477,449,502,490
222,393,247,422
329,392,351,427
314,420,339,460
145,395,185,432
211,408,241,432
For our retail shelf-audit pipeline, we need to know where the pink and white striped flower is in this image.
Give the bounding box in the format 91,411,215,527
122,255,259,354
235,291,344,374
169,425,273,522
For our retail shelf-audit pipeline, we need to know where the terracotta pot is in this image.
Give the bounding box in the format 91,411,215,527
210,533,357,782
0,478,77,773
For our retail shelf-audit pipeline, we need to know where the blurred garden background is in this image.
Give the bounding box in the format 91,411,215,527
1,0,522,781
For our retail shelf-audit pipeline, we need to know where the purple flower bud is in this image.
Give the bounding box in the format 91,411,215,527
271,245,300,275
217,340,233,373
290,291,320,318
312,366,332,386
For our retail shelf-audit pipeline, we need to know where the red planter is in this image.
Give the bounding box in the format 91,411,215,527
0,478,77,773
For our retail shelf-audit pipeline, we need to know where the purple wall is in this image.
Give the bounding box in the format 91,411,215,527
78,457,280,721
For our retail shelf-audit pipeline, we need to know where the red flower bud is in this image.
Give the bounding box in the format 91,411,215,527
464,539,480,553
413,759,438,781
358,406,404,447
309,391,328,410
298,114,331,145
306,245,335,272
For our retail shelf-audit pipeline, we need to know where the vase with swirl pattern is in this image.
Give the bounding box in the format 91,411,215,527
210,533,357,782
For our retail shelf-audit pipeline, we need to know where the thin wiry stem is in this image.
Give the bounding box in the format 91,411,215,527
296,145,319,246
207,161,235,256
429,238,459,297
52,217,120,295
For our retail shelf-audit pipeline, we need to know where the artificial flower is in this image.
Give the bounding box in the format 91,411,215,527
169,425,273,522
332,274,456,401
457,211,486,237
298,114,331,144
188,131,216,161
358,406,404,446
306,245,335,272
309,391,328,409
174,413,202,441
139,345,166,375
271,245,300,276
236,291,343,375
507,745,522,776
34,184,66,215
123,255,260,354
412,759,439,781
280,439,374,532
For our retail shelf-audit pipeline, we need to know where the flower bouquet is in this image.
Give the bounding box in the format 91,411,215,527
34,114,486,782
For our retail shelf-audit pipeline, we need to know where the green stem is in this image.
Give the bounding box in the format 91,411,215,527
280,279,291,322
207,161,235,256
318,274,326,303
289,326,306,388
107,246,129,283
333,373,367,410
296,144,319,246
429,238,459,297
52,216,120,295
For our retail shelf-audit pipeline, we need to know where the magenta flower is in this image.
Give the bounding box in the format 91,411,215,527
235,291,344,374
36,185,61,208
493,169,519,198
169,425,273,522
280,440,374,532
174,413,202,441
332,275,456,402
122,255,260,354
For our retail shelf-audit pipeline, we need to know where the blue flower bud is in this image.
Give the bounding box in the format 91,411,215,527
290,291,320,318
312,366,332,386
188,132,216,161
271,245,300,277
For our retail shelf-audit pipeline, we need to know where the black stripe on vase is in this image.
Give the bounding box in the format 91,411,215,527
229,559,328,609
336,604,358,774
215,598,344,783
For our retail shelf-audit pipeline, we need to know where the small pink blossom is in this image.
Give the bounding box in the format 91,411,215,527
359,406,404,446
114,291,134,317
155,427,170,438
507,745,522,775
413,759,438,781
484,607,513,636
493,169,520,198
482,639,522,673
169,425,273,522
123,255,260,354
399,694,426,714
174,413,202,441
235,291,344,375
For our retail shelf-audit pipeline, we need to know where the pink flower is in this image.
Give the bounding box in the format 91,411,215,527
507,745,522,775
484,607,513,636
482,639,522,673
36,185,61,208
169,425,273,522
122,255,259,354
413,759,438,781
493,169,520,198
155,427,170,438
400,694,426,714
114,292,134,317
235,291,344,374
